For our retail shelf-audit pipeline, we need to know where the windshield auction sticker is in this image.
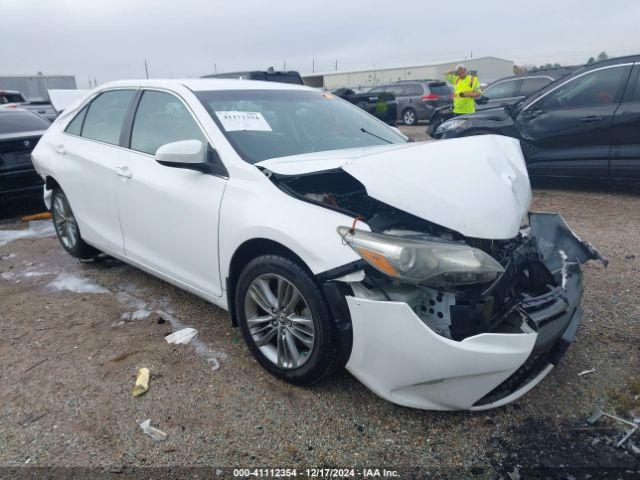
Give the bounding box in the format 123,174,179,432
215,111,272,132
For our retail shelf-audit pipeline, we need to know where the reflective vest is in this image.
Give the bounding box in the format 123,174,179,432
446,73,480,114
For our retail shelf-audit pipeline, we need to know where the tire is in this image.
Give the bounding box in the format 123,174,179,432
51,189,100,259
402,108,417,126
235,254,340,386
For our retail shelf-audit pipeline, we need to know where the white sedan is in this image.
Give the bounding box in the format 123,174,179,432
31,79,606,410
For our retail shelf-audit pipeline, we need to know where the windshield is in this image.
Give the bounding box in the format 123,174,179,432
0,111,50,134
196,89,407,163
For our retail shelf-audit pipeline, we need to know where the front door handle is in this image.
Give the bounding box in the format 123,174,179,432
579,115,603,123
53,144,66,155
115,166,132,179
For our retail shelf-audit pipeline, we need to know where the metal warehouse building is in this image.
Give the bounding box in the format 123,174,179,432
0,74,76,101
303,56,514,90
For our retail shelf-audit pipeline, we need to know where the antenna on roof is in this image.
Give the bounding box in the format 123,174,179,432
144,59,149,79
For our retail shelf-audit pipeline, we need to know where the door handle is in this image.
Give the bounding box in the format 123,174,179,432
579,115,603,123
53,144,66,155
115,166,132,179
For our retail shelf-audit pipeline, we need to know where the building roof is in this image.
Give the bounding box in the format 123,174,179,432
302,56,514,78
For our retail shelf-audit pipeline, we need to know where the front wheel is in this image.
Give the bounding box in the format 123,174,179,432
51,189,99,259
235,254,341,385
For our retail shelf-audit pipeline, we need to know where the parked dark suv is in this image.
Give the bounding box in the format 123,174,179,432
369,80,451,125
476,68,575,111
434,55,640,181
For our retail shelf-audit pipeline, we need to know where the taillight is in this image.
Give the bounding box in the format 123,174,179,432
421,93,439,102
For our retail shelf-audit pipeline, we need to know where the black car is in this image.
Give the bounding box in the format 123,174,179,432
0,109,50,201
202,69,303,85
434,55,640,180
475,68,576,111
332,88,398,125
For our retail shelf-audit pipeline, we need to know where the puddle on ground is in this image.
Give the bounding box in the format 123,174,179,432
0,220,55,247
46,273,110,294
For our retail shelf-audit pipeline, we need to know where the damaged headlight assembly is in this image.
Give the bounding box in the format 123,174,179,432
338,227,504,286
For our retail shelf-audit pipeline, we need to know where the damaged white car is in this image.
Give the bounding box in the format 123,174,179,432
31,80,607,410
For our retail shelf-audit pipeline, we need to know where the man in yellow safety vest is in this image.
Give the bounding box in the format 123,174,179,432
444,64,481,115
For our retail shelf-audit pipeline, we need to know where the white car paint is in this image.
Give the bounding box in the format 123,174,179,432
31,78,587,411
258,134,531,240
345,297,537,410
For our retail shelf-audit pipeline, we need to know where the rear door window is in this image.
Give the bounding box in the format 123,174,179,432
482,79,520,100
81,90,136,145
130,90,206,155
537,65,631,110
520,77,553,96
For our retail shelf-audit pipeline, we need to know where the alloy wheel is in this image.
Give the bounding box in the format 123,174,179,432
53,194,79,250
404,109,416,125
244,273,315,369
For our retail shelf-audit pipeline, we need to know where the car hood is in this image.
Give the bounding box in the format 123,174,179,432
256,135,531,239
458,106,511,121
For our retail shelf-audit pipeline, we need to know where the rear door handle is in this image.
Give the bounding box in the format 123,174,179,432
115,166,132,179
579,115,603,123
53,144,66,155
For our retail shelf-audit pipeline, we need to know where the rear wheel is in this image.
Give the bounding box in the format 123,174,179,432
235,254,340,385
51,189,99,259
402,108,417,126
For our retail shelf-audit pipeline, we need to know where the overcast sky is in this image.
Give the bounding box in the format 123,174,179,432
3,0,639,87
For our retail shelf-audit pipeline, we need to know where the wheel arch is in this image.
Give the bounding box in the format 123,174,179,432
225,238,314,327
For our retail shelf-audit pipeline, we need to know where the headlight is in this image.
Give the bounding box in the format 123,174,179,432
436,118,466,133
338,227,504,286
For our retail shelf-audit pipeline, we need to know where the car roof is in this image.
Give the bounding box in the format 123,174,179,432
0,90,22,95
97,78,311,92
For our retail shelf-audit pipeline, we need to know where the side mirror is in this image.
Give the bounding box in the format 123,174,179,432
155,139,228,176
476,96,489,104
155,139,206,166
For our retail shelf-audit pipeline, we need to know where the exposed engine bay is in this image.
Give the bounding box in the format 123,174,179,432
267,168,601,343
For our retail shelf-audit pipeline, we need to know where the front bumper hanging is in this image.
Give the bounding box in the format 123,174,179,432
343,213,606,410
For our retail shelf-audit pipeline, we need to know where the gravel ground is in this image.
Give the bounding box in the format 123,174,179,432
1,131,639,478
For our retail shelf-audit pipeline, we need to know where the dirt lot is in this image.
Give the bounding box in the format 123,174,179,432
1,131,639,478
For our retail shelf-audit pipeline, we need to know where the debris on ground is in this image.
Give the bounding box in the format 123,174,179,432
132,368,150,397
165,327,198,345
578,368,596,376
21,212,52,222
586,410,639,447
506,466,521,480
139,419,167,441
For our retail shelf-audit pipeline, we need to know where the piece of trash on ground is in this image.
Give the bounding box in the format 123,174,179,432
139,419,167,441
578,368,596,376
165,327,198,345
22,212,52,222
132,368,150,397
